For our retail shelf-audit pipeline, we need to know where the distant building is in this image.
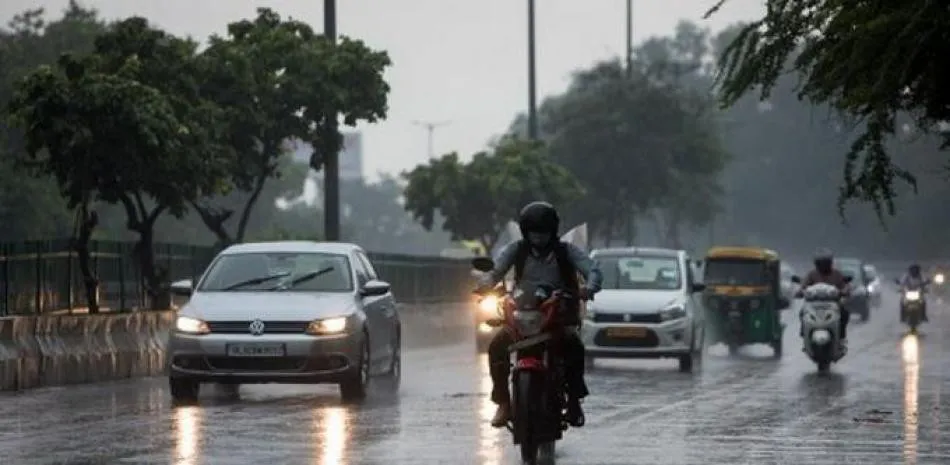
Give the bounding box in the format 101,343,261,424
285,131,363,182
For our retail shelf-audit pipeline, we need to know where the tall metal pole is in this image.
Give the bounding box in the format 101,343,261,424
412,120,453,159
625,0,633,75
527,0,539,140
323,0,341,241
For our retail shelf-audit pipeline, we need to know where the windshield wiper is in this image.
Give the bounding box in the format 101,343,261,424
268,266,335,290
221,272,291,291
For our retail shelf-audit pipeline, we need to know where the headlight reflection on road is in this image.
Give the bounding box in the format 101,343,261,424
313,406,349,465
173,406,203,465
901,334,919,465
478,353,501,465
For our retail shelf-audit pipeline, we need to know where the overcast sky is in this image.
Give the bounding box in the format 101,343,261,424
3,0,765,180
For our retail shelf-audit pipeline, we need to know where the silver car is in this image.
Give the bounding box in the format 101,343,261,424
581,247,706,372
166,241,400,403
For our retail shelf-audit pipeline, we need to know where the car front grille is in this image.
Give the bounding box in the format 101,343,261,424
592,313,661,324
593,329,659,348
205,356,308,371
206,321,310,334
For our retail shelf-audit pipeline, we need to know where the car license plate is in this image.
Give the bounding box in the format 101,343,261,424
226,343,286,357
606,327,646,338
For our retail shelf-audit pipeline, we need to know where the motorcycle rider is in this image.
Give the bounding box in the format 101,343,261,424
898,264,930,322
477,201,602,428
798,248,851,344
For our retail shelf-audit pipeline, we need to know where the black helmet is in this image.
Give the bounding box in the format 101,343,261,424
518,201,560,239
813,248,833,273
909,263,921,275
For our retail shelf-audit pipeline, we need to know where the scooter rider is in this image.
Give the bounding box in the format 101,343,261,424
477,201,602,428
899,264,930,322
798,248,851,344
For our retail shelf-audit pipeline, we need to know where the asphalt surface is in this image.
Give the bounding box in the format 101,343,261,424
1,289,947,465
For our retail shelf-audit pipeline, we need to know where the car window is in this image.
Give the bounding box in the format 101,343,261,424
599,255,682,290
835,261,863,280
685,257,696,286
198,252,353,292
350,254,370,285
356,252,379,280
863,265,878,280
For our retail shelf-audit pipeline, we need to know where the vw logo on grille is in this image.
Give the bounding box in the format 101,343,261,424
623,314,632,322
248,319,266,336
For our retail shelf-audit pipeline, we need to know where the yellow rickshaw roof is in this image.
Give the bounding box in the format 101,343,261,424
705,246,779,261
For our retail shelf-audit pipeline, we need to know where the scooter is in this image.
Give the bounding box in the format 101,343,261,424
799,280,850,373
896,280,928,333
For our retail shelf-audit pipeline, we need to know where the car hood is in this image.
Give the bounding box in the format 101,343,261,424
183,292,358,321
590,289,681,314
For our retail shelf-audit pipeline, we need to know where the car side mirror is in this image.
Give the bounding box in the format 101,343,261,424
691,283,706,293
360,279,391,297
170,279,194,297
790,275,801,284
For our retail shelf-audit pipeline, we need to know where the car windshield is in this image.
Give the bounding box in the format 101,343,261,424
198,252,353,292
703,258,769,286
599,255,682,290
863,265,878,280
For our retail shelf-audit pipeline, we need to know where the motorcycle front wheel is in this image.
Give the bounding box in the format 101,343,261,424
516,370,541,464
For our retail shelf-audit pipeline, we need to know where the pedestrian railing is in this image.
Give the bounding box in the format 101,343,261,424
0,239,472,315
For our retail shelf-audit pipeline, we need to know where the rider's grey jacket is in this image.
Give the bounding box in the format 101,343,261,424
480,241,603,294
899,274,929,289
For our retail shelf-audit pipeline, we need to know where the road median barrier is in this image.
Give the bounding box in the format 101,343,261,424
0,311,174,391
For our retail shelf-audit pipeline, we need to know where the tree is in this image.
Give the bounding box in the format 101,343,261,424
7,18,230,310
706,0,950,216
191,8,390,246
403,137,582,251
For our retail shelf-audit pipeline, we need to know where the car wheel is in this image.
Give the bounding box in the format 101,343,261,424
678,353,694,373
340,333,370,403
169,377,200,404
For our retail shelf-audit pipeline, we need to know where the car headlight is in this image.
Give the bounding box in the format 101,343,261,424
936,274,945,285
660,304,687,321
904,290,921,301
306,317,348,335
478,295,499,314
176,316,209,335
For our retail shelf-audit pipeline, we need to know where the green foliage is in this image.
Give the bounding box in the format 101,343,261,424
707,0,950,217
403,137,582,249
192,8,391,244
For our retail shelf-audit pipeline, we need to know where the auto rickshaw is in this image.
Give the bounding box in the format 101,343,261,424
700,246,789,358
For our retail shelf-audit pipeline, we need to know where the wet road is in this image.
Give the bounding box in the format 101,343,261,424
1,292,947,465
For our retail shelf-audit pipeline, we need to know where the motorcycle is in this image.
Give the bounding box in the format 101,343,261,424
472,256,577,465
896,279,928,333
799,279,851,373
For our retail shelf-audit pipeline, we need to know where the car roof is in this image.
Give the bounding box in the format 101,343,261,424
591,247,683,258
835,257,863,264
705,246,778,261
219,241,362,256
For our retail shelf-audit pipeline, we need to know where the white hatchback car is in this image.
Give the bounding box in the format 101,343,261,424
166,241,401,404
581,247,706,372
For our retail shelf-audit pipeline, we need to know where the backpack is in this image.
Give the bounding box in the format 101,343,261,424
512,239,580,292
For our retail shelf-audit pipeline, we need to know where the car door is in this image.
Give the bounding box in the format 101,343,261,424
350,253,385,362
355,251,395,364
683,256,704,342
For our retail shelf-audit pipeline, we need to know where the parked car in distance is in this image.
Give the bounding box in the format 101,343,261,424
166,241,401,404
835,257,872,321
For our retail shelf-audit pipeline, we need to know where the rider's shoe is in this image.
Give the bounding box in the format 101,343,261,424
565,398,585,427
490,403,511,427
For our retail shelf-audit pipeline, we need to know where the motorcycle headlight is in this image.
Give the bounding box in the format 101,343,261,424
936,274,945,285
660,304,687,321
478,295,499,314
176,316,210,335
306,317,348,335
905,290,921,301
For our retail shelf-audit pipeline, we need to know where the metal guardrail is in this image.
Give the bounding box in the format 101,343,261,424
0,240,471,315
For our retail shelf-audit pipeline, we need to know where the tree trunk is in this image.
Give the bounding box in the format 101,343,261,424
71,202,99,314
603,214,616,246
235,174,269,243
190,200,234,246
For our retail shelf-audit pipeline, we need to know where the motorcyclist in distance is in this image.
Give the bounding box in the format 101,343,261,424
476,201,603,428
797,248,851,344
899,264,930,322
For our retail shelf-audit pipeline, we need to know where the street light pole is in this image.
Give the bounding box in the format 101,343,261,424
625,0,633,75
322,0,341,241
412,120,453,159
527,0,539,140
